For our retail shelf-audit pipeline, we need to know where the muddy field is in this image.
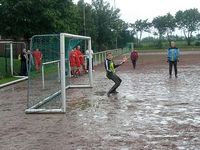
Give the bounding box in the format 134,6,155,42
0,51,200,150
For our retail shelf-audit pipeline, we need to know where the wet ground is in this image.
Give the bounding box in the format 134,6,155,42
0,51,200,150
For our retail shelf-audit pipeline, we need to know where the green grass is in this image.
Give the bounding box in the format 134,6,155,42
0,57,60,86
0,57,21,76
0,76,20,84
136,40,200,51
29,63,60,79
0,57,23,85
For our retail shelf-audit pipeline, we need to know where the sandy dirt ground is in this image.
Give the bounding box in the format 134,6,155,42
0,51,200,150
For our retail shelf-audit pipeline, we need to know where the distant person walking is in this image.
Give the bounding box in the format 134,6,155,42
32,48,43,72
130,50,139,69
104,52,127,97
167,41,180,78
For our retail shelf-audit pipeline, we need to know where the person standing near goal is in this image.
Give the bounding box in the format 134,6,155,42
167,41,180,78
85,48,94,72
76,45,86,74
69,48,77,77
19,48,28,76
32,48,43,72
104,52,127,97
73,47,81,76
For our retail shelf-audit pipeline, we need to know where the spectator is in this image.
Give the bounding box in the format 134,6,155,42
85,49,94,72
19,48,28,76
27,50,34,71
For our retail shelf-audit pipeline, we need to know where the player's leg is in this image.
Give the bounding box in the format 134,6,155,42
82,63,86,73
169,61,173,78
92,58,94,71
133,60,136,69
75,66,81,77
70,66,75,77
38,61,42,72
135,60,137,69
22,61,27,76
132,60,135,69
86,58,89,71
107,73,122,96
35,60,39,72
111,74,122,93
174,61,178,78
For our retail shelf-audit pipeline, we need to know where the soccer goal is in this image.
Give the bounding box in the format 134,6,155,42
0,41,27,76
0,41,28,87
25,33,93,113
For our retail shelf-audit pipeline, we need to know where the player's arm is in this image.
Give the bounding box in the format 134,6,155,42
167,49,170,62
177,48,180,61
114,56,128,68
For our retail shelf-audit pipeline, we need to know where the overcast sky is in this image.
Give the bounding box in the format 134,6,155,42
74,0,200,23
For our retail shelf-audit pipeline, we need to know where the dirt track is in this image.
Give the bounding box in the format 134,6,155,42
0,51,200,150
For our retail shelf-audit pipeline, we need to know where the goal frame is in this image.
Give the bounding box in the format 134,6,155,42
25,33,93,114
0,41,28,88
0,41,27,76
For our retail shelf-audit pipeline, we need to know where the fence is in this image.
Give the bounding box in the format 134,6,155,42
41,48,130,90
92,48,131,66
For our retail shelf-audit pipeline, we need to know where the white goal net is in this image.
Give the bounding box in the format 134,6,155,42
26,33,93,113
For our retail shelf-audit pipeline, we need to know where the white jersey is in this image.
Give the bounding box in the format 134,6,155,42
85,49,94,59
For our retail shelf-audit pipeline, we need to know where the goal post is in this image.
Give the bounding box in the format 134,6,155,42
25,33,93,113
0,41,26,77
41,59,61,89
0,41,28,88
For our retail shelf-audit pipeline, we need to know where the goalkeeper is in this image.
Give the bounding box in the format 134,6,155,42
104,52,127,97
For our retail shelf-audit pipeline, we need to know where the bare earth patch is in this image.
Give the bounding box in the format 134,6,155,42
0,51,200,150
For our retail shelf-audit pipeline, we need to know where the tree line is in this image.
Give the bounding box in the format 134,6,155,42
0,0,200,51
131,9,200,48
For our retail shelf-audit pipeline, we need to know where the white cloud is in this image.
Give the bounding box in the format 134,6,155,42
74,0,200,23
117,0,200,23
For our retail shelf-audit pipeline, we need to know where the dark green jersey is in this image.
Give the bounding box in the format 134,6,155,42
104,59,122,74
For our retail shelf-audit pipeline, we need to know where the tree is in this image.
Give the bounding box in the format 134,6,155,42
175,8,200,45
77,0,98,50
0,0,158,50
117,21,134,48
92,0,122,50
164,13,176,44
133,19,151,45
152,16,168,48
0,0,79,41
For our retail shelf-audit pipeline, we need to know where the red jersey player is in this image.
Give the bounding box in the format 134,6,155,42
32,48,43,72
70,47,81,77
76,45,86,73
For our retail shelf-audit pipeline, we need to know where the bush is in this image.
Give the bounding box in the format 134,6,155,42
195,41,200,46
